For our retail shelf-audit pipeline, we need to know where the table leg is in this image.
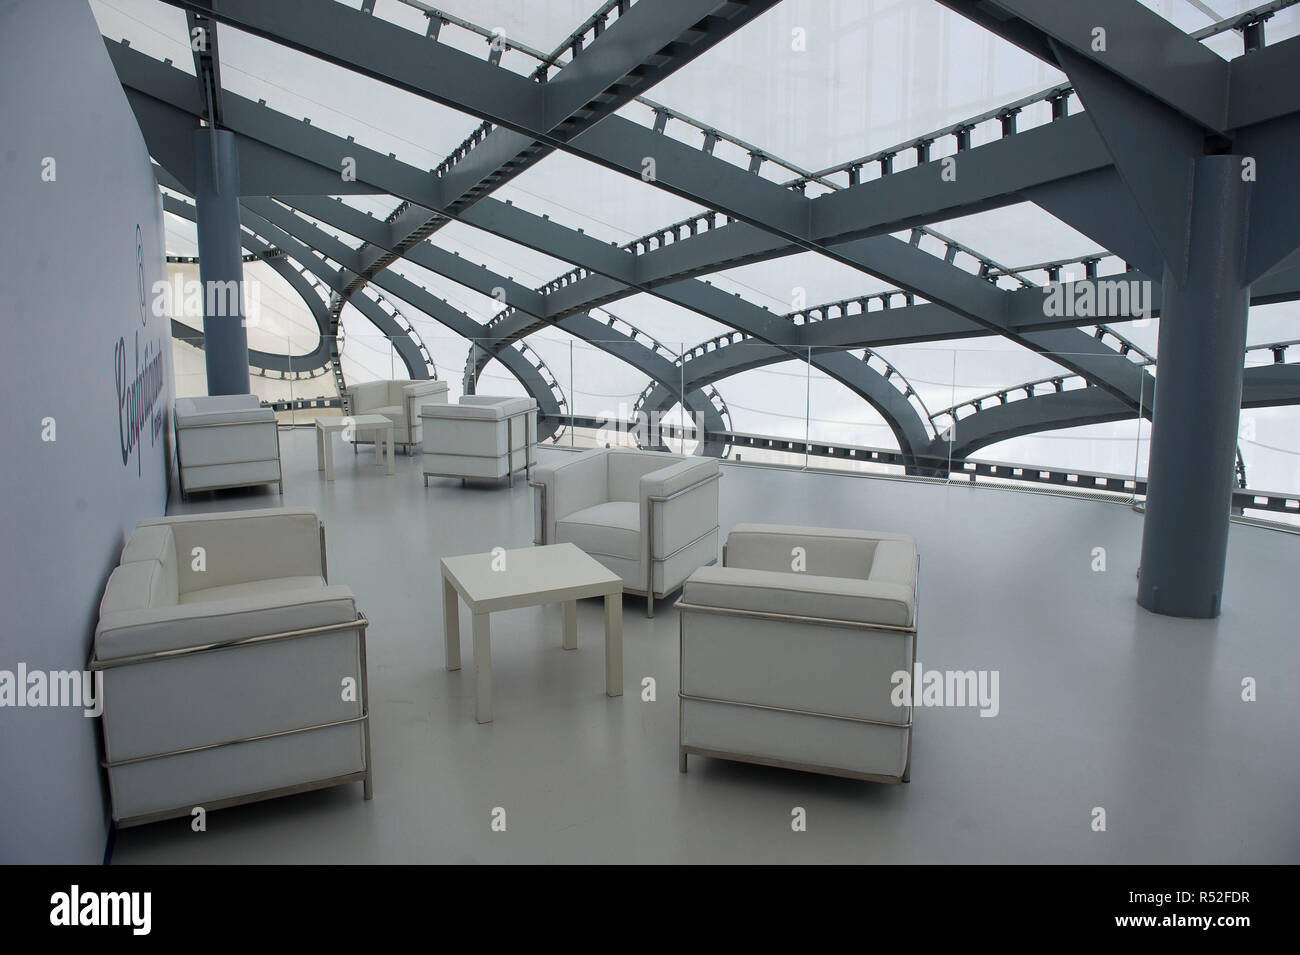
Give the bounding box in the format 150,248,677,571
473,612,492,723
385,428,395,475
563,600,577,650
604,592,623,698
443,576,461,671
316,426,325,472
324,430,335,482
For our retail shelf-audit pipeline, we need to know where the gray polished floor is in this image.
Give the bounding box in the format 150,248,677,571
111,429,1300,863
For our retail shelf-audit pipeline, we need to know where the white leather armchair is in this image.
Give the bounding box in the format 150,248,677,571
420,395,537,486
532,448,720,617
344,378,449,453
676,524,918,783
174,394,281,499
91,507,372,828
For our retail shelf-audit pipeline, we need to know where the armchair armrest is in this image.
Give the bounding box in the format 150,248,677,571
681,565,915,630
640,457,719,558
402,379,449,421
93,584,360,665
532,448,608,544
640,456,718,500
173,394,271,428
139,508,324,595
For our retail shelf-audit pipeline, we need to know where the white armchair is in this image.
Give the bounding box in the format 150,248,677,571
91,507,372,828
532,448,720,617
174,394,282,499
420,395,537,486
344,378,449,452
676,524,918,783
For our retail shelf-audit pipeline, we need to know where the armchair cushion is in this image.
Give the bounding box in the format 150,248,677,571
534,448,610,545
94,583,357,662
370,404,406,428
607,450,677,501
344,380,390,412
556,501,640,560
725,523,915,580
138,507,323,595
683,565,915,629
180,576,327,606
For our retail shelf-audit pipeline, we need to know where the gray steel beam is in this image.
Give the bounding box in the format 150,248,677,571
1235,112,1300,282
1050,43,1201,283
1021,168,1165,279
234,205,432,381
351,0,781,309
365,199,935,455
933,360,1300,461
116,39,1294,467
134,3,1151,292
185,9,224,127
933,387,1132,461
288,196,548,317
269,196,729,446
934,0,1230,131
806,112,1112,244
104,35,1159,418
235,199,563,429
1227,33,1300,128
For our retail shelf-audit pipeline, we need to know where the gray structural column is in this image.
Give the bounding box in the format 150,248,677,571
192,127,250,395
1137,155,1252,619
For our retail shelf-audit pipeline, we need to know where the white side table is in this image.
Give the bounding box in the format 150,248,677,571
441,543,623,723
315,414,395,480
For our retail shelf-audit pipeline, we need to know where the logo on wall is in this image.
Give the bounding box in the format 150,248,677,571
136,224,147,326
118,223,165,476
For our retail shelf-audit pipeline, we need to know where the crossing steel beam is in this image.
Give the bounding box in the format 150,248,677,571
255,196,730,450
163,192,334,375
338,0,782,337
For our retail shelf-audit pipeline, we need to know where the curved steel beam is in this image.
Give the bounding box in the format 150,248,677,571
164,193,334,375
273,196,730,451
109,44,1106,463
931,357,1300,460
238,199,565,437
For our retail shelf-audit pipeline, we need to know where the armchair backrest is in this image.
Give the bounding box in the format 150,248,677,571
724,524,881,579
404,379,449,418
138,508,324,595
346,380,390,413
607,450,684,502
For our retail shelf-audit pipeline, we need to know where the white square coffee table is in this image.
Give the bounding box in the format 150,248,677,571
315,414,395,479
441,543,623,723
